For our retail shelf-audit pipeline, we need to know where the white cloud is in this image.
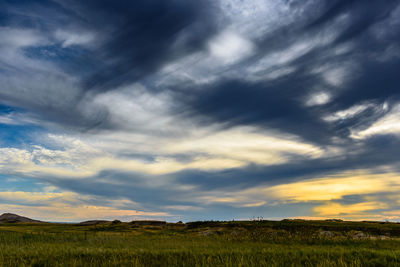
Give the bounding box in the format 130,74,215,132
311,63,353,88
0,120,325,180
218,0,298,38
0,112,40,126
164,126,324,165
324,103,375,122
352,104,400,138
208,30,254,64
0,28,86,123
55,30,95,48
250,41,313,74
0,27,47,48
322,67,347,87
306,91,331,106
263,67,296,80
93,84,175,134
247,29,338,81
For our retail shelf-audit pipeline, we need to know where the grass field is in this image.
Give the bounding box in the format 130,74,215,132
0,220,400,266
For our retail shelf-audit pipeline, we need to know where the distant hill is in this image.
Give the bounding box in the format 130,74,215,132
0,213,42,223
78,220,110,225
131,220,166,226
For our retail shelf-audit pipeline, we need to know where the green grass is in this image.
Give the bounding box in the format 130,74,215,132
0,220,400,266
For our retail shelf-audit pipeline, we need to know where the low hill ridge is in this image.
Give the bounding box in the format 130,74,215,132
0,213,42,223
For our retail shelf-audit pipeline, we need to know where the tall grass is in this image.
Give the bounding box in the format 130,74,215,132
0,222,399,266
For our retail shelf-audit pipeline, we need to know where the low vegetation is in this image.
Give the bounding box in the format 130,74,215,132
0,219,400,266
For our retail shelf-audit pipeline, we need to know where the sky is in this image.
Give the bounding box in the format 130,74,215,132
0,0,400,222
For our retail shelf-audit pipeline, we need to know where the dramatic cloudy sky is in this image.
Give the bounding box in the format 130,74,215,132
0,0,400,222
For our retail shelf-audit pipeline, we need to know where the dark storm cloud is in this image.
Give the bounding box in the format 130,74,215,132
331,60,400,109
0,0,219,131
177,0,400,145
256,0,397,52
179,76,333,144
1,0,399,137
63,0,219,92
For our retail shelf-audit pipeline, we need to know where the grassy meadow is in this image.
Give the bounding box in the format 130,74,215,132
0,220,400,266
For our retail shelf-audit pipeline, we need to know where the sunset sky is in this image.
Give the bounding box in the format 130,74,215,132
0,0,400,222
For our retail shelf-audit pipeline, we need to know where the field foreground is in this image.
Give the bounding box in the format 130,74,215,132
1,219,400,266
